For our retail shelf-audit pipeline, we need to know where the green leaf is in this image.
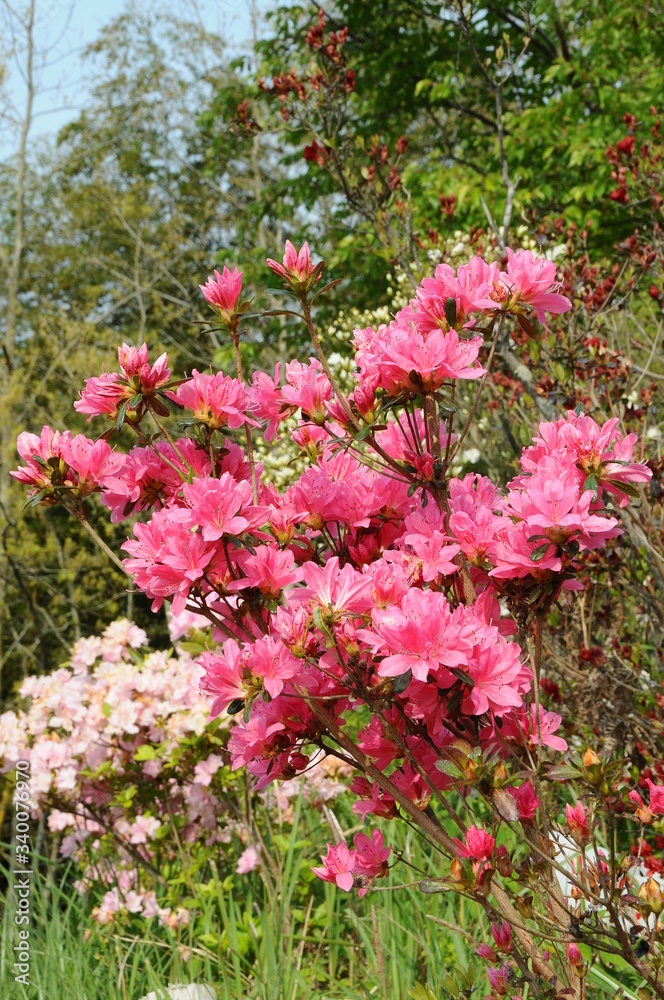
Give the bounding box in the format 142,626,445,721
115,400,128,431
392,668,412,693
583,474,599,502
605,478,640,498
443,974,460,998
545,764,581,781
133,744,158,761
530,541,553,562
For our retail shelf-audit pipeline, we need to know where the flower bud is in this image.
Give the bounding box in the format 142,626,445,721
582,748,600,768
639,877,664,915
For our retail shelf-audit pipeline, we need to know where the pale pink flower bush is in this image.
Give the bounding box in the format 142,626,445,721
0,617,345,928
9,240,659,991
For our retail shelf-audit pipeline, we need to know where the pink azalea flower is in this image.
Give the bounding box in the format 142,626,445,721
74,372,128,419
250,635,301,699
353,829,391,895
523,411,651,508
496,703,567,752
358,713,404,770
452,824,495,861
182,474,254,541
199,266,243,314
463,634,524,717
229,545,303,598
122,506,221,615
374,323,485,394
646,779,664,815
504,465,620,549
488,521,563,580
75,344,170,420
499,248,571,322
199,639,247,717
227,703,287,772
281,359,332,425
167,370,256,430
11,425,72,493
59,434,126,496
507,781,540,822
249,363,287,440
311,841,358,891
350,777,396,820
236,845,260,874
399,257,499,333
302,556,375,616
362,589,471,682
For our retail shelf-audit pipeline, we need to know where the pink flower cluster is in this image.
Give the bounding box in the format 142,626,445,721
75,343,170,420
312,829,391,895
352,249,571,398
10,242,651,913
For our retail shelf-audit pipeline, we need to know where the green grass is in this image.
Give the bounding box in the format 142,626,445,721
0,806,651,1000
0,804,479,1000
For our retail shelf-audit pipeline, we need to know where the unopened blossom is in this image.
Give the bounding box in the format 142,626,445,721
199,266,243,316
566,802,590,846
487,960,510,996
117,342,170,391
491,921,513,954
267,240,318,286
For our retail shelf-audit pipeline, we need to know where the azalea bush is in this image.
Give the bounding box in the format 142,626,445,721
10,233,664,999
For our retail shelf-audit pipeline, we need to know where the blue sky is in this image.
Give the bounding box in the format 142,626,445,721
1,0,260,154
